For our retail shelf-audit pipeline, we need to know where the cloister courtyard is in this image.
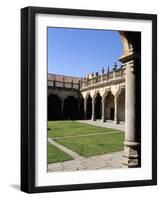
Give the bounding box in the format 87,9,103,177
47,29,141,170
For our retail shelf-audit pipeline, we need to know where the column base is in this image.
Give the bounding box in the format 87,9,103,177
91,116,96,121
114,120,120,124
123,141,140,168
101,118,106,123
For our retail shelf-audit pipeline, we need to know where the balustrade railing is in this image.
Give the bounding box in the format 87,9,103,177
81,68,125,89
48,80,80,90
48,67,124,90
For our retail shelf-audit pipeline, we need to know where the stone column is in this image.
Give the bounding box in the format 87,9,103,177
101,98,106,123
91,98,96,121
84,99,87,120
114,97,119,124
123,60,140,167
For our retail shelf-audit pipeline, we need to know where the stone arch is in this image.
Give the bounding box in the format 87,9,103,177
117,87,125,121
84,92,91,102
48,95,61,120
119,31,132,54
102,88,111,101
76,95,84,119
92,90,101,100
119,31,141,56
104,91,115,121
94,92,102,119
85,94,92,119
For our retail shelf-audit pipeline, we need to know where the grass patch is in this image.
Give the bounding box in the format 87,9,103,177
48,121,118,138
48,121,124,157
48,142,72,164
55,132,124,157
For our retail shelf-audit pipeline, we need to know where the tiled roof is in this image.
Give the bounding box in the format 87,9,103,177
48,73,81,83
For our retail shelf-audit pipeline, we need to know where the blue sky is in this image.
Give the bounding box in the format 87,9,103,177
48,27,123,77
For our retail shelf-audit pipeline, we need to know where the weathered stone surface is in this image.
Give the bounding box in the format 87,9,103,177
77,120,125,131
48,151,125,172
123,141,140,167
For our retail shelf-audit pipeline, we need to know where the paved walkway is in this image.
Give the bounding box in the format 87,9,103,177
48,150,126,172
77,120,125,131
48,137,83,160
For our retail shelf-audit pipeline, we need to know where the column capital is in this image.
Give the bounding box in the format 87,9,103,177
101,96,106,103
92,96,96,104
123,60,136,75
119,51,140,64
84,97,87,104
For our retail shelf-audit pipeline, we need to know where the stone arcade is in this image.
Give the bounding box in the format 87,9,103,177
48,32,141,168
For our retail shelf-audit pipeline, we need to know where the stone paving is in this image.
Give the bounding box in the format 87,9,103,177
48,151,126,172
77,120,125,131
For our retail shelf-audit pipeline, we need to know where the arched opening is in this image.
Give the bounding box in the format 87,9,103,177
63,96,79,120
48,95,61,120
95,93,102,119
117,88,125,122
86,95,92,119
104,91,114,121
77,96,84,119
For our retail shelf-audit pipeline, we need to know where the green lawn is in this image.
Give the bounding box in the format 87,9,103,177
48,142,72,164
48,121,119,138
48,121,124,159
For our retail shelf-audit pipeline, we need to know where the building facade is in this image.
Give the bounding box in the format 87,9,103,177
48,65,125,124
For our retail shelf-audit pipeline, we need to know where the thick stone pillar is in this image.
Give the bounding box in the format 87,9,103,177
119,32,141,168
101,98,106,123
123,60,140,167
114,97,119,124
91,98,96,121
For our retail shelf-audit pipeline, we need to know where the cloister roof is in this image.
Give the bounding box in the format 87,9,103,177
48,73,81,83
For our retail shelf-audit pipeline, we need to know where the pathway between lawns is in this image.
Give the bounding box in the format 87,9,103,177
77,120,125,131
48,136,126,172
52,130,121,140
48,137,83,160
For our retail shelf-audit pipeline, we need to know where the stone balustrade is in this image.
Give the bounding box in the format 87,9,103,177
80,67,125,90
48,79,80,90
